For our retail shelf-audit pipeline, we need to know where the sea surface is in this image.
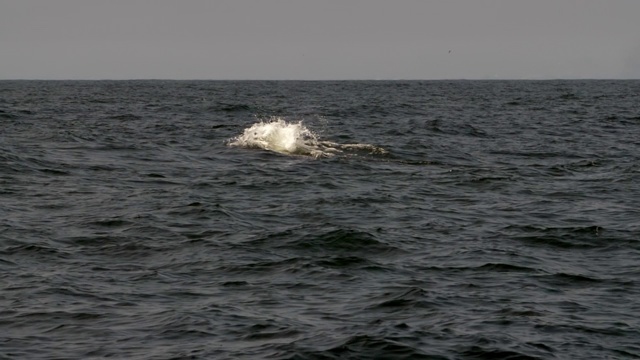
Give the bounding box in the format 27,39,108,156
1,80,639,359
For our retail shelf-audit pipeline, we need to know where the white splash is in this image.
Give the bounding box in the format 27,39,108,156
227,117,386,158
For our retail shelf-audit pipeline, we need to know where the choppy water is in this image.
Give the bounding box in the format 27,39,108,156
1,80,639,359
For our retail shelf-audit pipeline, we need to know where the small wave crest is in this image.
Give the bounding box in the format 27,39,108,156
226,117,387,158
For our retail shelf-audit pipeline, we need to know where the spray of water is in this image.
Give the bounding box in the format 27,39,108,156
227,117,386,158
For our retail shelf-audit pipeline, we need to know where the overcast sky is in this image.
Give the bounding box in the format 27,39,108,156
2,0,640,80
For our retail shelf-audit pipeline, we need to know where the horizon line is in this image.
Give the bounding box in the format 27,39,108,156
1,77,639,81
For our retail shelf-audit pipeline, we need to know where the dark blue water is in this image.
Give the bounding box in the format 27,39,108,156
1,80,639,359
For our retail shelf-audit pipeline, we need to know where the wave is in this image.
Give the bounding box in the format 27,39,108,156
226,117,387,158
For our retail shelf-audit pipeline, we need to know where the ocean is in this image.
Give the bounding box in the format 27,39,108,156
1,80,639,359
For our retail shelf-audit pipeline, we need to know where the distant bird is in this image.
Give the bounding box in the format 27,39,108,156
448,50,452,54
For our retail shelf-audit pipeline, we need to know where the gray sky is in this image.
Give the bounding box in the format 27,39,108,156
2,0,640,80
